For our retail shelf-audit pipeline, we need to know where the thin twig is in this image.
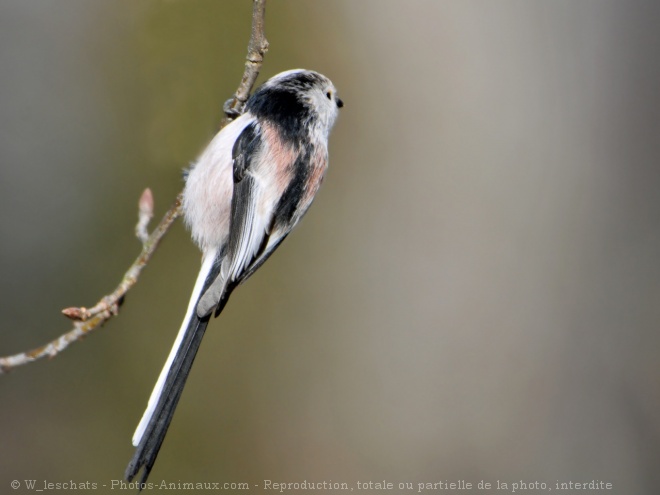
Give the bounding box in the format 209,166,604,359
62,192,181,323
0,193,182,374
0,0,269,374
221,0,269,125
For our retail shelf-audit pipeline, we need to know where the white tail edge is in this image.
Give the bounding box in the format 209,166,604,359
131,248,218,446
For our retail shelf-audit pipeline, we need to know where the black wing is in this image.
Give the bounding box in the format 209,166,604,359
196,121,271,317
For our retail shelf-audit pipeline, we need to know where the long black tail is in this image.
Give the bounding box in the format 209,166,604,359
125,252,223,486
125,310,210,485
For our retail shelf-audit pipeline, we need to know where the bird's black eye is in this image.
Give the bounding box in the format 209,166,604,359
326,91,332,100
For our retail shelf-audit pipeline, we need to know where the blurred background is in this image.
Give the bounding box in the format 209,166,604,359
1,0,659,493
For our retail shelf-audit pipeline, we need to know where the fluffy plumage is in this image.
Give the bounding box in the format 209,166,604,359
125,69,342,485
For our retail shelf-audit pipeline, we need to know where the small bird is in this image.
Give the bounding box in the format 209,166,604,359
125,69,342,484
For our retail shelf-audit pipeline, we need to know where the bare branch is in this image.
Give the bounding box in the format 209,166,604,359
0,193,182,374
0,0,269,374
221,0,269,125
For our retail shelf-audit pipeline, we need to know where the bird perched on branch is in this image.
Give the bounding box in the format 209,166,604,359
125,69,342,485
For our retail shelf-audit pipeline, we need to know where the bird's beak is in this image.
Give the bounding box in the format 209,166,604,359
336,98,344,109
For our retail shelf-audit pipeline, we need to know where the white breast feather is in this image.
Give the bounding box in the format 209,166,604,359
183,113,254,253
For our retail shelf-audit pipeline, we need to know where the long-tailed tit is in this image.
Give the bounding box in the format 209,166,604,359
125,69,342,484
